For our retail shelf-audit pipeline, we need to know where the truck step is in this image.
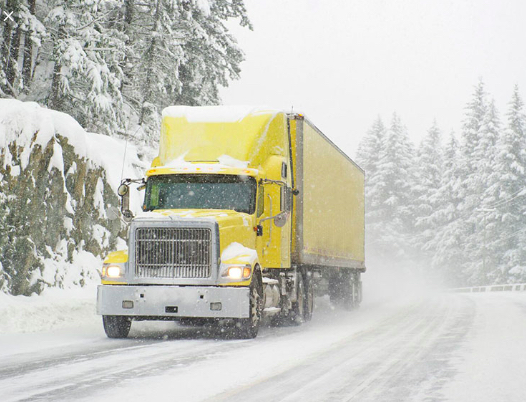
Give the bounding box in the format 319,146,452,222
263,307,281,316
262,278,279,285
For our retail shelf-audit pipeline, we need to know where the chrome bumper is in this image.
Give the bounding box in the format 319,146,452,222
97,285,250,318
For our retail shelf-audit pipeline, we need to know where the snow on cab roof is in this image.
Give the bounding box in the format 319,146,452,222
162,105,280,123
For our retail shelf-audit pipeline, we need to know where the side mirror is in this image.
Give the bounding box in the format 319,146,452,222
118,183,129,196
118,183,134,222
274,211,290,227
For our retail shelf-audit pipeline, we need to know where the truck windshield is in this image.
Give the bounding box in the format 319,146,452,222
144,174,257,214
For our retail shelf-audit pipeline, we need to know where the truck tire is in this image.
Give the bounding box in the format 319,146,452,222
103,315,131,338
329,272,345,306
343,278,357,311
343,272,361,311
288,273,306,325
235,273,262,339
329,270,360,310
304,273,314,321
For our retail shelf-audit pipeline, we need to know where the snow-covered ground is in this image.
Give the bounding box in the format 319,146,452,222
1,278,525,402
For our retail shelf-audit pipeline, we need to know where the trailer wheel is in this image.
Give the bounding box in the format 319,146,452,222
103,315,131,338
329,273,344,306
289,274,306,325
329,270,360,310
343,272,361,311
343,279,356,311
235,272,262,339
303,272,314,322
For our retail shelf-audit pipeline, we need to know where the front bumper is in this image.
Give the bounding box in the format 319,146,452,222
97,285,250,319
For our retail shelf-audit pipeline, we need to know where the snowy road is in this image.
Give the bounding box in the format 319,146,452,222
1,291,526,402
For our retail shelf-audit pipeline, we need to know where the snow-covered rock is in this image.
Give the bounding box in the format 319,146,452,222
0,99,145,295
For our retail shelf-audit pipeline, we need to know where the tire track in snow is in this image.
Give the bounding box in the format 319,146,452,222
211,294,475,402
0,327,256,402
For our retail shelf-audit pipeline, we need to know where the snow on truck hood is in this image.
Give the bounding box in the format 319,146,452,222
147,153,258,176
221,242,257,265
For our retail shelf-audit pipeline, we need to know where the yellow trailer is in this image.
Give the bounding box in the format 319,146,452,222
97,106,365,339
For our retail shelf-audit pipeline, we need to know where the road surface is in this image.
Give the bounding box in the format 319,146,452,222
1,291,525,402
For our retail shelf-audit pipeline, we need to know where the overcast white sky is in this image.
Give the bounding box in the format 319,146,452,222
220,0,526,157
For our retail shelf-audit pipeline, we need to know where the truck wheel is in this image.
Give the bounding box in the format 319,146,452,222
288,274,305,325
103,315,131,338
303,272,314,322
354,273,363,307
329,273,344,306
343,272,361,311
235,273,262,339
343,279,356,311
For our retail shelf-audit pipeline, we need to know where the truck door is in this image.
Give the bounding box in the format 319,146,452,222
256,161,292,269
278,183,292,268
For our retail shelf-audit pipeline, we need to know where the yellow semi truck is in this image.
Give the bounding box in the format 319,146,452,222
96,106,365,338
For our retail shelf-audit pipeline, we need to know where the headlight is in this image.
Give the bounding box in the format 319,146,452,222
102,263,125,279
106,265,122,278
222,265,252,280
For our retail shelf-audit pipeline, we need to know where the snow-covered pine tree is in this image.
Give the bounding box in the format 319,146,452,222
426,131,465,286
119,0,250,142
367,113,416,261
355,117,387,258
2,0,250,139
173,0,249,106
45,0,126,135
456,79,496,284
1,0,23,97
484,85,526,283
466,98,502,284
355,116,385,180
1,0,45,95
413,120,443,265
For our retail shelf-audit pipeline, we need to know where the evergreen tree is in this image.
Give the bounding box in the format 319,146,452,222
356,116,387,258
1,0,23,97
467,98,501,284
426,132,465,285
118,0,250,141
1,0,250,138
368,113,416,260
485,85,526,283
46,0,127,134
456,80,494,284
356,116,385,178
413,120,443,262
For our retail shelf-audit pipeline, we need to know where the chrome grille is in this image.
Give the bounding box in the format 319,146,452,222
135,227,212,278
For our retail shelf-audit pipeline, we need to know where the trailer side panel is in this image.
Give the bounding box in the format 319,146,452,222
293,118,365,269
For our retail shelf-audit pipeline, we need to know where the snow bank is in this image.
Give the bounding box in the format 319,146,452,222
0,285,98,334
